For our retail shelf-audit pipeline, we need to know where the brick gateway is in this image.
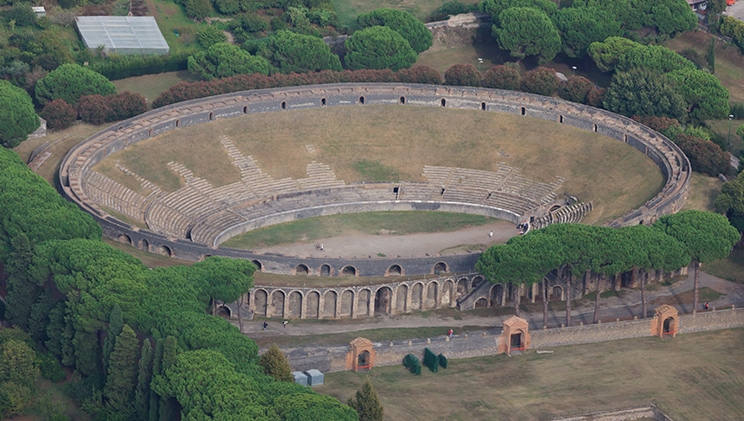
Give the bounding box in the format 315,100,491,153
59,83,690,281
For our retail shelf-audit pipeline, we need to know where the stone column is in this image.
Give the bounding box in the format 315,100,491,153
282,293,289,319
318,293,325,319
334,293,340,319
389,287,397,316
368,288,376,317
405,284,412,312
300,293,307,319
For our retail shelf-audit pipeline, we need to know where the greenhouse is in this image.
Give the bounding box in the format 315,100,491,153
75,16,170,55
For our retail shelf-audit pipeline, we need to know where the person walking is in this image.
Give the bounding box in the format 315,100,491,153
283,320,288,328
704,302,709,311
448,328,453,339
263,321,268,330
488,231,493,239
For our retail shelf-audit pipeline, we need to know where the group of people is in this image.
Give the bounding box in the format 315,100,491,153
517,221,529,235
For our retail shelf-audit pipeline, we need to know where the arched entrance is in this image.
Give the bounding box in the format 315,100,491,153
475,298,488,308
251,260,262,271
118,234,132,245
341,265,357,276
456,278,469,299
663,317,675,336
323,291,337,318
305,291,320,319
374,287,392,315
295,264,309,275
433,262,448,274
158,245,172,257
491,284,503,306
288,291,302,318
510,331,524,350
320,264,331,276
254,289,268,317
551,286,562,301
395,285,408,313
270,291,285,318
386,264,402,276
357,350,371,371
139,239,149,251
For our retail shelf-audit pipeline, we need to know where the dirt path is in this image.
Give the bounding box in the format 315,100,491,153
255,220,518,258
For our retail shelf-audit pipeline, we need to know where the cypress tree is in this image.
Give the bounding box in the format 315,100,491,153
158,336,179,421
259,344,293,382
707,38,715,74
104,324,139,416
134,339,153,419
148,337,164,421
347,378,384,421
103,304,123,377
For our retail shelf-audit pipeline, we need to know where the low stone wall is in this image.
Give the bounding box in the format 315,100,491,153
284,308,744,373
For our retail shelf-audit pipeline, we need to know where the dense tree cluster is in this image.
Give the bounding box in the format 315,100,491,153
251,30,342,74
477,211,738,325
715,171,744,232
492,7,561,63
0,147,357,420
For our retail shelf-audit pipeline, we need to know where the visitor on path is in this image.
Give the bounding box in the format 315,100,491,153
320,243,324,251
488,231,493,239
263,321,268,330
283,320,288,328
704,302,709,311
448,328,453,339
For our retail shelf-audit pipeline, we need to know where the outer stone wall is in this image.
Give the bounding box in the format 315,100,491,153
284,307,744,372
59,83,690,277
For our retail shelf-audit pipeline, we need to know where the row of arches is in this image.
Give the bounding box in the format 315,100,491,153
251,260,448,277
117,234,172,257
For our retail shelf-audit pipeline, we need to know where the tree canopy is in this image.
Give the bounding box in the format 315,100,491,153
0,81,39,148
35,63,116,105
654,210,739,265
357,8,433,53
481,0,558,17
187,43,270,81
603,68,687,120
344,26,418,71
553,7,622,58
255,30,342,74
588,36,642,73
492,7,561,63
666,67,730,121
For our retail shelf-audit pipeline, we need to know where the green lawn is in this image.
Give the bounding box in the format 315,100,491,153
316,328,744,420
681,172,722,213
704,246,744,284
331,0,480,29
113,70,197,105
221,211,498,249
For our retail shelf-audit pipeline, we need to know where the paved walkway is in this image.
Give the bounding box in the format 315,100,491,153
240,269,744,349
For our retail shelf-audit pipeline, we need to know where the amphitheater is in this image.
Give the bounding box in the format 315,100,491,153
59,83,690,319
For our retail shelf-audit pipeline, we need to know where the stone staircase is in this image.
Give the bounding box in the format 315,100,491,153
532,201,593,229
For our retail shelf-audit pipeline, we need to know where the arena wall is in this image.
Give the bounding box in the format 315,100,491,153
59,83,690,276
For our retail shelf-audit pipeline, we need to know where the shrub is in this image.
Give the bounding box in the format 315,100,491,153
0,80,40,147
437,353,448,369
198,26,228,48
586,86,606,108
631,115,682,134
520,67,558,96
731,103,744,119
423,348,438,372
481,65,520,90
428,0,467,22
673,133,731,176
444,64,480,87
8,3,37,27
185,0,212,20
90,53,191,81
398,65,442,84
35,63,116,105
77,95,114,125
188,43,270,80
558,76,594,104
402,353,421,375
37,352,66,382
40,99,77,130
107,92,148,120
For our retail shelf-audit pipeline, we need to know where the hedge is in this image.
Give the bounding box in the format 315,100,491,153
438,353,448,369
423,348,438,373
90,52,192,81
402,353,421,375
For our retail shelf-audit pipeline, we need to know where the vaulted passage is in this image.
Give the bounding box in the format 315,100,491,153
375,287,392,315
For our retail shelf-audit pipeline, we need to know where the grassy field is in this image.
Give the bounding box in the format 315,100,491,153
97,106,664,224
222,211,498,249
331,0,480,29
705,246,744,284
705,118,744,157
665,31,744,104
681,172,722,213
316,328,744,421
113,70,196,105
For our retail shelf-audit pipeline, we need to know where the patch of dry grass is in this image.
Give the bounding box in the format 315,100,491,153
112,71,196,106
98,106,663,223
316,328,744,421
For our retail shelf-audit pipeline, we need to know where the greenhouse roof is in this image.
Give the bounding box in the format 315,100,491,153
75,16,170,55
